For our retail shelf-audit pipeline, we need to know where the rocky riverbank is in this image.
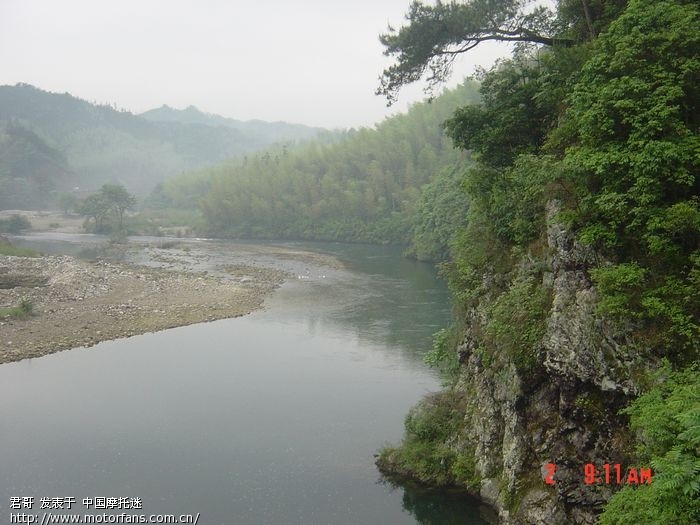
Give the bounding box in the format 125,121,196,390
376,200,643,524
0,239,338,365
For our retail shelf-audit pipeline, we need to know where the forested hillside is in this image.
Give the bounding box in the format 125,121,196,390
0,122,71,209
0,84,322,207
371,0,699,524
179,81,479,245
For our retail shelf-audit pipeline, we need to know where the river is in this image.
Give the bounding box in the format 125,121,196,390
1,236,492,524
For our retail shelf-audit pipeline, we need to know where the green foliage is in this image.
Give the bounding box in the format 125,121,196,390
590,263,647,318
0,234,38,257
0,84,323,198
0,242,38,257
0,214,31,233
378,441,457,487
439,0,699,363
592,258,699,358
449,452,481,492
446,198,513,306
78,184,136,233
564,0,699,254
0,121,70,210
378,392,482,491
470,155,557,245
600,365,700,525
436,61,563,311
0,298,34,319
377,391,466,486
197,81,481,244
444,56,557,169
404,393,462,443
483,274,551,374
440,153,555,312
100,184,136,229
408,165,470,261
377,0,699,521
377,0,565,103
561,0,700,358
123,207,204,237
79,192,111,233
146,170,214,211
424,327,460,383
555,0,628,42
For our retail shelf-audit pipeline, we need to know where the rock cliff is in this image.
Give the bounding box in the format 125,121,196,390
379,200,654,524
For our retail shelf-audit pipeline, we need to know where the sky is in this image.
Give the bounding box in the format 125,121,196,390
0,0,513,129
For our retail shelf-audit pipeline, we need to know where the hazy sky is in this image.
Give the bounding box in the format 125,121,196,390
0,0,513,129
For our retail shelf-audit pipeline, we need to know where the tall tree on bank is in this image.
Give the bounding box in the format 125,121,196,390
376,0,629,103
101,184,136,230
378,0,567,103
79,184,136,233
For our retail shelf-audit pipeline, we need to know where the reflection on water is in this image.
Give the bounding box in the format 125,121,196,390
263,241,454,368
1,234,489,524
396,483,497,525
10,231,113,258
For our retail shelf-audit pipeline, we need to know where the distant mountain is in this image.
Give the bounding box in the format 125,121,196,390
0,84,324,208
141,105,322,144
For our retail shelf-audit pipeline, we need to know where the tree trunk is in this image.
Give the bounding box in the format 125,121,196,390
580,0,597,39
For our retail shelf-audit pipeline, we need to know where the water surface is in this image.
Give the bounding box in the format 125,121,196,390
0,238,491,524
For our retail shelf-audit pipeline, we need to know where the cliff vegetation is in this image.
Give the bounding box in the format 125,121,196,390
376,0,699,523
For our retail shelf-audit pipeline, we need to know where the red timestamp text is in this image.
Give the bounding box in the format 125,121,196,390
584,463,652,485
543,463,653,485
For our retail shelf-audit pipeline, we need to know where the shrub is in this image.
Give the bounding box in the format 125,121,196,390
0,214,32,233
600,364,700,525
0,242,39,257
0,298,34,319
377,391,467,486
424,327,460,380
483,274,551,374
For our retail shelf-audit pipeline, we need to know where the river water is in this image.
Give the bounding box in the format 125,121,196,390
1,237,491,524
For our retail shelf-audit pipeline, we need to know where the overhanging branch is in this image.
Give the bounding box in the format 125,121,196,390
377,0,574,104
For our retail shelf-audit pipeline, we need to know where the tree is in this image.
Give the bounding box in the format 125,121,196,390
443,52,555,168
78,184,136,232
194,81,479,243
78,192,111,232
0,214,31,233
58,192,79,215
377,0,569,103
101,184,136,229
563,0,700,359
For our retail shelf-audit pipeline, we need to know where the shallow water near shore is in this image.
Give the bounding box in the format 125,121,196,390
0,237,491,524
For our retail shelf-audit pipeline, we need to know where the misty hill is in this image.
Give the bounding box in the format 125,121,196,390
154,80,481,247
141,105,322,144
0,122,71,209
0,84,323,208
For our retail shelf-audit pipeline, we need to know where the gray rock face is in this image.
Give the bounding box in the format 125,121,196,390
451,199,641,524
543,200,643,396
